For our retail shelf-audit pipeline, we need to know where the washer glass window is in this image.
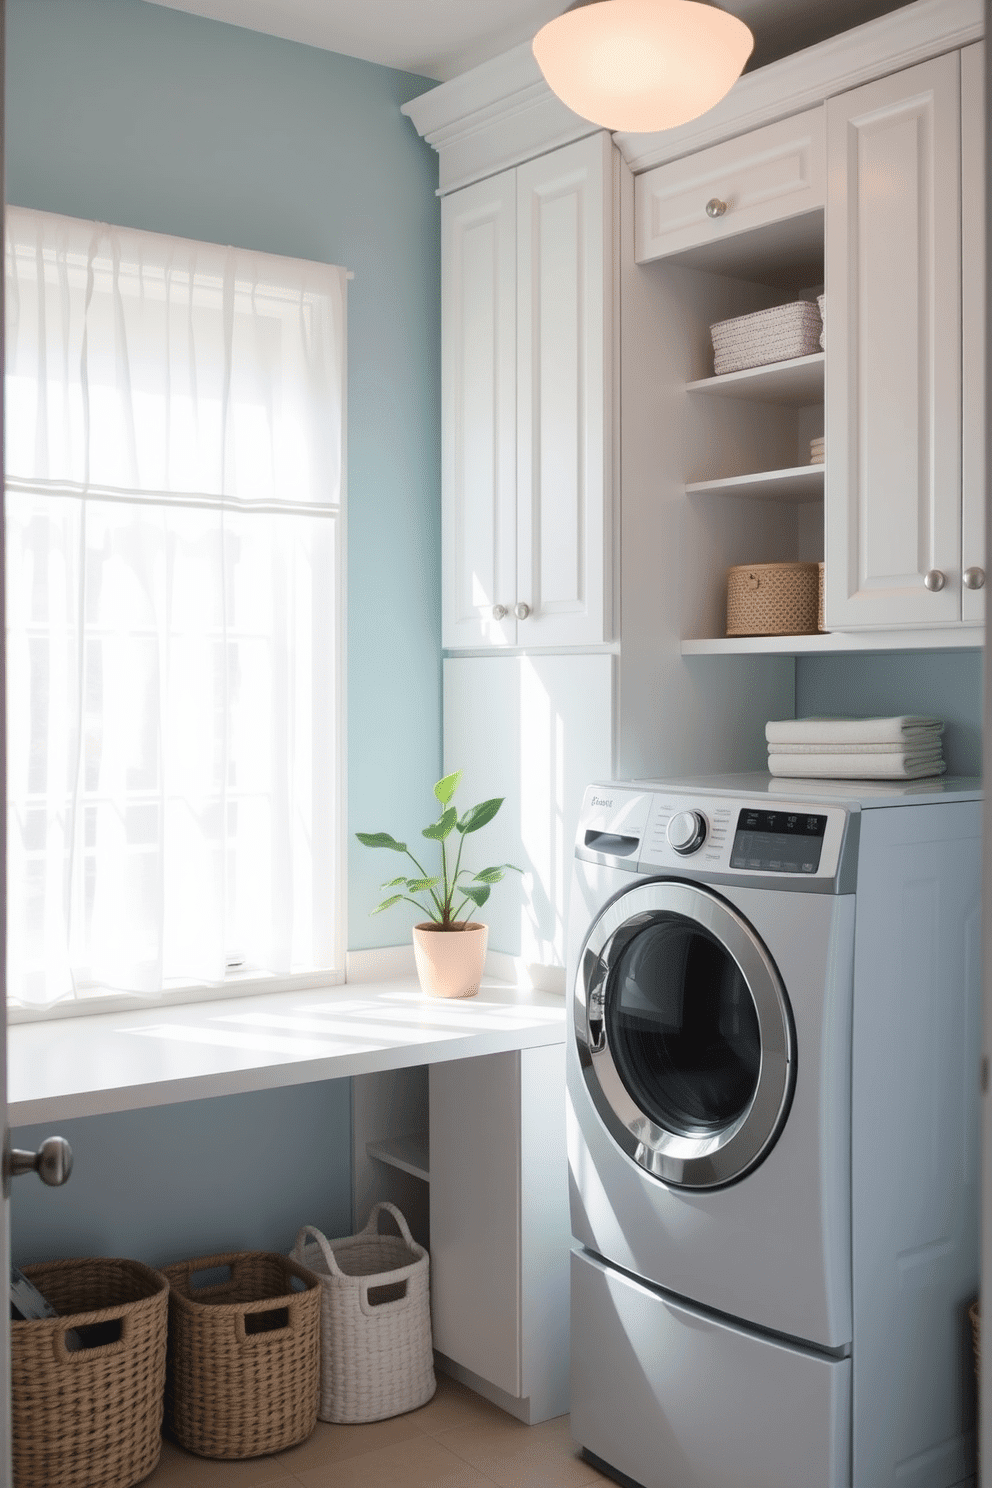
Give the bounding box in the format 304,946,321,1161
576,881,795,1189
607,915,761,1136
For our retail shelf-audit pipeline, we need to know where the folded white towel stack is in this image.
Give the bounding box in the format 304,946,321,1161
765,716,945,780
809,436,824,465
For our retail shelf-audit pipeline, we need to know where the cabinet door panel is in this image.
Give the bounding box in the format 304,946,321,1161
443,653,614,970
516,134,612,647
961,42,985,626
442,172,517,647
824,54,961,628
429,1052,521,1396
634,107,825,264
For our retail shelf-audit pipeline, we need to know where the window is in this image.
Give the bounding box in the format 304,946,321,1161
5,208,346,1012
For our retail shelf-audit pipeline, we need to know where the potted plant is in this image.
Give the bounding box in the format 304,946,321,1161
356,770,520,998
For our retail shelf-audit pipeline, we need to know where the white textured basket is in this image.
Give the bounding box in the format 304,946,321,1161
292,1203,435,1424
710,300,822,375
817,292,825,349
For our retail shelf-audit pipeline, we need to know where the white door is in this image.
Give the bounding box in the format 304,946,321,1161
1,3,10,1461
515,132,614,648
441,167,518,648
824,52,962,629
2,920,9,1488
960,41,986,626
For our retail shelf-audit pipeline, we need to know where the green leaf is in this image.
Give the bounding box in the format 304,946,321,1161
407,876,441,892
457,797,504,835
423,807,457,841
381,876,410,889
434,770,462,806
356,831,408,853
371,895,403,915
472,863,523,884
461,884,492,908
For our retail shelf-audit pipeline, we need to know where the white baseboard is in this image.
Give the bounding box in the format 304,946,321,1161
486,950,566,996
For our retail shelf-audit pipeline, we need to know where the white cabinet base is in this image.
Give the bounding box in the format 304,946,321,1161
430,1046,570,1424
433,1352,554,1426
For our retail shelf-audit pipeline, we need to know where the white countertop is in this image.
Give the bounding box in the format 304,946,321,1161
7,976,567,1125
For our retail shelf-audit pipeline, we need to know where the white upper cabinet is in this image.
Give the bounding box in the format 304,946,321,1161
442,169,518,649
824,53,963,630
441,133,614,649
634,108,825,267
960,41,985,626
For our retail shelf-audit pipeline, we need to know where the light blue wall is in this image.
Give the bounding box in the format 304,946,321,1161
11,1086,353,1269
6,0,440,1265
796,650,983,776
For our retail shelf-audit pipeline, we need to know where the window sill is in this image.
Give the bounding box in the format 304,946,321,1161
7,973,567,1125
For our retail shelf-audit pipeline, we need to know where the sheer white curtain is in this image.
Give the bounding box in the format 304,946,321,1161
5,207,346,1010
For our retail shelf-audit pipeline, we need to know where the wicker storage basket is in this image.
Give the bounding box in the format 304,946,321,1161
12,1257,169,1488
164,1251,320,1459
817,561,826,632
291,1202,436,1424
726,561,820,637
711,300,822,375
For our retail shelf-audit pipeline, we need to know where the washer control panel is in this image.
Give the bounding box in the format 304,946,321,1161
576,782,853,889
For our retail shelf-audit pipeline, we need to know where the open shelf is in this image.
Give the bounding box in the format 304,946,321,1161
367,1133,430,1183
686,353,824,405
686,464,824,503
682,628,984,656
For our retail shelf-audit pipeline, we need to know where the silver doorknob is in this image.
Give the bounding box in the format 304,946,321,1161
924,569,946,592
963,567,985,590
514,602,531,620
6,1136,73,1187
706,198,728,218
492,604,508,620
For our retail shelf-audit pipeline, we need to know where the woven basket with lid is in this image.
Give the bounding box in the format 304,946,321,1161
164,1250,320,1459
726,561,820,637
12,1257,169,1488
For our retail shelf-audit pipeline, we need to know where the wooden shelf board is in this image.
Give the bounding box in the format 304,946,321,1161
686,464,824,503
686,353,825,404
367,1133,430,1182
682,628,983,656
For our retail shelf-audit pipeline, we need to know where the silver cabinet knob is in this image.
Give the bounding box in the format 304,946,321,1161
514,602,531,620
706,198,728,218
6,1136,73,1187
492,604,508,621
963,566,985,590
924,569,946,592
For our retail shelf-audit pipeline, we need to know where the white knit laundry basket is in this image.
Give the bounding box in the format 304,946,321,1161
291,1203,435,1424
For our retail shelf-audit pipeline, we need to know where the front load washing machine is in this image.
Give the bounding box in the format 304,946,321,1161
566,774,981,1488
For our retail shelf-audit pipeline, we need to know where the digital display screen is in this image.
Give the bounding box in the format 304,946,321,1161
730,808,828,874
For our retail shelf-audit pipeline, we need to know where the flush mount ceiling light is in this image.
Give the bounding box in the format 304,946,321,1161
532,0,754,134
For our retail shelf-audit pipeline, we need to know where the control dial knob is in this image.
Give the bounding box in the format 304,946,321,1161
667,810,707,856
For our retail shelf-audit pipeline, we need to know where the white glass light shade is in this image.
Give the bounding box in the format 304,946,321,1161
533,0,754,134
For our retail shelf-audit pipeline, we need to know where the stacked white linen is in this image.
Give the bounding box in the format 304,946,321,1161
765,716,945,779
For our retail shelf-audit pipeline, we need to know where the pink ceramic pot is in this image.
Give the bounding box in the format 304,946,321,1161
412,921,488,999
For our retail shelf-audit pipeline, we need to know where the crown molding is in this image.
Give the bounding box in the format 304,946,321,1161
403,0,983,193
401,42,597,195
618,0,983,174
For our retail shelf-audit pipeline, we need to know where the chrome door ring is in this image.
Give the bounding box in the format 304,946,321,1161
575,880,795,1189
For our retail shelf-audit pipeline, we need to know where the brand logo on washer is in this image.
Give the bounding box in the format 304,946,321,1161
590,796,614,807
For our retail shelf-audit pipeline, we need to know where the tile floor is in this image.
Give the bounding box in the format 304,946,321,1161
146,1372,614,1488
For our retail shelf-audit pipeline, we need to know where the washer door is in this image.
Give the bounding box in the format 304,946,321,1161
575,880,795,1189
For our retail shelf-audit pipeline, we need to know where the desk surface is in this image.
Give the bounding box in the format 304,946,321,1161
8,977,567,1126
